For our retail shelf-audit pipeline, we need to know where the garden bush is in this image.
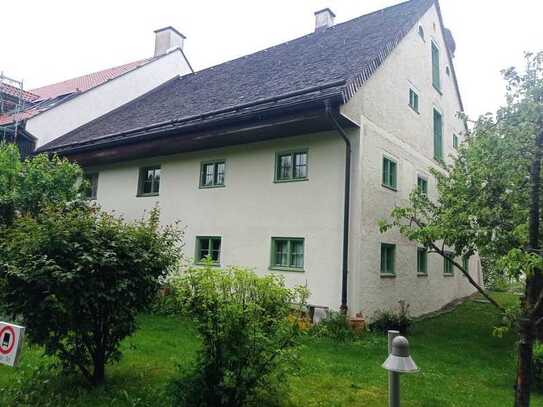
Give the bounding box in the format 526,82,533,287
310,311,363,342
369,301,412,335
0,204,183,386
171,263,308,407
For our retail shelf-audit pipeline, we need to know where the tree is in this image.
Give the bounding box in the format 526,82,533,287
379,52,543,406
0,143,84,227
0,204,183,386
171,263,308,407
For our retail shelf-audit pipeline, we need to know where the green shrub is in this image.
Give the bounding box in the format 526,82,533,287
0,205,183,386
370,301,412,335
310,311,362,342
534,342,543,391
171,263,308,407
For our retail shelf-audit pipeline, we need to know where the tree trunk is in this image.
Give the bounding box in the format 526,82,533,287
92,349,106,386
516,317,534,407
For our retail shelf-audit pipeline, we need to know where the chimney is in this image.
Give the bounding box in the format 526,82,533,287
314,8,335,32
154,26,186,57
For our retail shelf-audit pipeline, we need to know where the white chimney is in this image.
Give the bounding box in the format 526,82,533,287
154,26,186,57
314,8,335,32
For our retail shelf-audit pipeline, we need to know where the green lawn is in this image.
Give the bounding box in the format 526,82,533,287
0,292,540,406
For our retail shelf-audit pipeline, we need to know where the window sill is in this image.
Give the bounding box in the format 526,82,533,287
274,177,309,184
137,193,160,198
382,184,398,192
444,273,455,277
380,273,396,279
269,266,305,273
199,184,226,189
409,105,420,115
433,85,443,95
195,262,221,268
417,273,428,277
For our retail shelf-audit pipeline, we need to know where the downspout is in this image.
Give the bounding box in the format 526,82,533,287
325,100,351,313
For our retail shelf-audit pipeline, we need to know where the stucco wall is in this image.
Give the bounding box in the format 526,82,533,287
341,4,479,319
28,49,192,147
90,132,347,309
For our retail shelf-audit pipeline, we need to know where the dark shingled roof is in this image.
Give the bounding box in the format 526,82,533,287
41,0,435,152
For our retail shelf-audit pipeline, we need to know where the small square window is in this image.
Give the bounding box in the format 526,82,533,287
84,173,99,200
200,160,226,188
196,236,222,265
444,252,454,275
417,176,428,195
275,151,308,182
382,157,397,190
453,134,459,150
270,238,305,271
409,89,419,113
138,166,160,196
381,243,396,275
417,248,428,275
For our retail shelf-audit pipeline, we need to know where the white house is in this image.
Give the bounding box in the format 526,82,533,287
0,27,193,148
38,0,481,319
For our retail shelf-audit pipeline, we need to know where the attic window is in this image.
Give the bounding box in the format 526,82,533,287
446,66,451,76
418,26,425,40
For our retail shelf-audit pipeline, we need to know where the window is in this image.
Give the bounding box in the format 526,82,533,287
417,248,428,275
138,166,160,196
446,66,451,76
433,109,443,161
84,173,99,200
275,151,308,182
382,157,397,190
417,176,428,195
196,236,221,264
431,41,441,91
463,256,470,273
200,160,226,188
381,243,396,275
409,88,419,113
270,238,304,271
444,252,454,275
453,134,459,150
418,25,425,40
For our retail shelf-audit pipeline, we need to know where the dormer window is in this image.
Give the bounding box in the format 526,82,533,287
418,26,425,40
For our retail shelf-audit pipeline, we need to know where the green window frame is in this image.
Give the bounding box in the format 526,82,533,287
444,251,454,275
462,256,470,273
200,160,226,188
382,157,397,190
453,134,459,150
417,248,428,275
195,236,222,265
409,88,419,113
431,41,441,91
84,173,99,200
380,243,396,275
274,150,308,182
417,176,428,195
270,238,304,271
433,109,443,161
138,166,161,196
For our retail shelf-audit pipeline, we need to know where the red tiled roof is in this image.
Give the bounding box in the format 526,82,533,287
30,58,151,101
0,82,39,102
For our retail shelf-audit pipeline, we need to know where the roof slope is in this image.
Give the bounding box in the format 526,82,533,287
0,83,39,102
42,0,434,152
30,59,151,102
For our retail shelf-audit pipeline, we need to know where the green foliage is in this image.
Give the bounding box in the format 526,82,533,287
0,143,84,227
534,342,543,390
0,204,183,386
171,263,308,407
369,301,412,335
309,311,362,342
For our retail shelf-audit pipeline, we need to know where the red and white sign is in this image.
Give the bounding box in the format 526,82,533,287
0,322,25,367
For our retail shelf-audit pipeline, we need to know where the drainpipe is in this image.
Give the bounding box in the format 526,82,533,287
325,100,351,313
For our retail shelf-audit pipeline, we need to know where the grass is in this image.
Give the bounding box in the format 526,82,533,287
0,292,540,406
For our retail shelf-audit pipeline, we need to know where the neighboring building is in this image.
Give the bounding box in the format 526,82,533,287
39,0,481,318
0,27,193,148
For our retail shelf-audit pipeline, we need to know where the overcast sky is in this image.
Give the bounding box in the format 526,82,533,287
1,0,541,119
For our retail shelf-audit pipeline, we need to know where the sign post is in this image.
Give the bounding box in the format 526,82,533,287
0,322,25,367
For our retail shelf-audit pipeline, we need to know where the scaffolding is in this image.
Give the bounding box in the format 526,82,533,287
0,71,26,143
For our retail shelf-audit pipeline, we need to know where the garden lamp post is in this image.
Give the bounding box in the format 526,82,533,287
382,331,419,407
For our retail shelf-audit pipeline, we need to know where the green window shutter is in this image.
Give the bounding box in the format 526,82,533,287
453,134,459,150
381,243,395,275
383,157,397,190
409,89,419,112
270,238,304,271
463,256,469,273
417,176,428,195
444,252,454,275
417,248,427,274
432,42,441,91
433,109,443,161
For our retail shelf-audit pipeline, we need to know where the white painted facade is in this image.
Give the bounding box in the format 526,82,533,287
87,4,479,318
28,49,192,147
